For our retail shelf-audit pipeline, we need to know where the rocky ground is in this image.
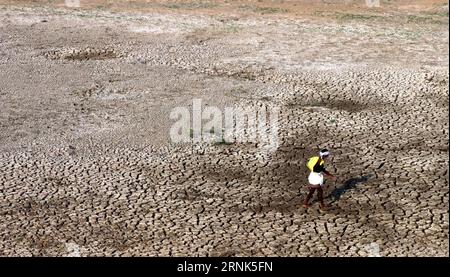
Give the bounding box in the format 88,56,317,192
0,1,448,256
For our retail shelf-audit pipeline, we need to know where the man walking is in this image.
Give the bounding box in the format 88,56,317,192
303,149,336,210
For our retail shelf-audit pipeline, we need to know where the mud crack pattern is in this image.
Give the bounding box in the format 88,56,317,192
0,5,448,256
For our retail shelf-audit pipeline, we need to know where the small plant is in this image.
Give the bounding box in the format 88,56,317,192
314,11,327,17
214,137,233,145
188,127,233,145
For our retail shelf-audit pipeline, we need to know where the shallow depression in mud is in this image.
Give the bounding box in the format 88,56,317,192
288,99,375,113
43,48,126,61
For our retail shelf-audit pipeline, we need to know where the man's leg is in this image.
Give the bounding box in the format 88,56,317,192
317,186,329,210
303,186,317,208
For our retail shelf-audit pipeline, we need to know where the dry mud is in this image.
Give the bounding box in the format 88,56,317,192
0,2,448,256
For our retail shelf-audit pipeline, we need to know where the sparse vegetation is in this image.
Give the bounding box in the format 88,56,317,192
189,127,232,145
162,1,218,10
238,5,288,14
406,15,447,25
214,136,233,145
185,25,242,44
254,7,288,14
335,13,382,21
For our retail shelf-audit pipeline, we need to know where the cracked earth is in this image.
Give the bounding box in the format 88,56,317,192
0,1,448,256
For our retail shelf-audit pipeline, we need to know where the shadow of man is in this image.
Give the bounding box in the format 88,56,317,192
327,174,374,203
